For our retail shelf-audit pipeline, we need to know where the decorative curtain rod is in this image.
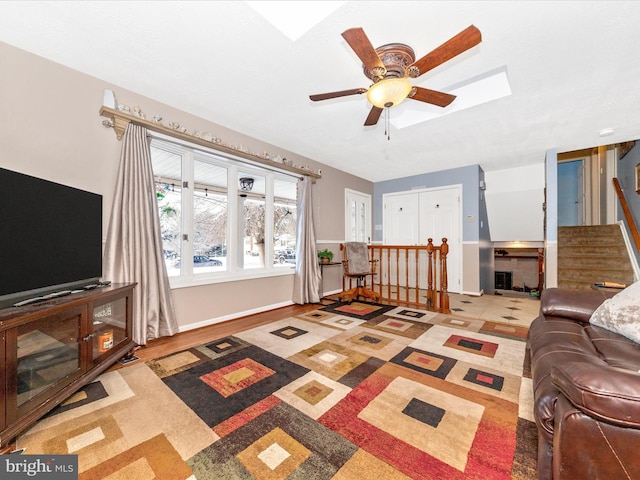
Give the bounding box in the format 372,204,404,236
99,106,321,180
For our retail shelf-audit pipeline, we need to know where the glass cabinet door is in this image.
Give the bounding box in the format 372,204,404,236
15,308,83,410
0,332,5,431
92,297,128,365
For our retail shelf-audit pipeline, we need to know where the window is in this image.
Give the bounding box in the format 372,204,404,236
150,139,297,285
273,178,298,267
345,189,371,242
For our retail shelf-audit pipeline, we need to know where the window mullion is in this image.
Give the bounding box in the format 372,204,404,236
182,152,195,277
265,173,275,270
228,165,239,272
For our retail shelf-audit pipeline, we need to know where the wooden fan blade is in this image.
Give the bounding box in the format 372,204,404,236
364,106,383,126
342,28,385,73
411,25,481,77
409,87,456,107
309,88,367,102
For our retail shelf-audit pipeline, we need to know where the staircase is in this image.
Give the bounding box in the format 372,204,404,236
558,224,635,290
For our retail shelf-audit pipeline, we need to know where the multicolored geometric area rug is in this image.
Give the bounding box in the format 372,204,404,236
17,302,538,479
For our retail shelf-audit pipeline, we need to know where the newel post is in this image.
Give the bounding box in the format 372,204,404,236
439,238,449,312
426,238,436,310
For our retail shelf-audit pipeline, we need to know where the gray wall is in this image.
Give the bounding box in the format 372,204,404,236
0,41,372,330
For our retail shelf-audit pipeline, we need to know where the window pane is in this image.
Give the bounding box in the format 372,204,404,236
350,200,357,241
151,146,182,277
243,199,265,268
274,178,297,267
194,159,227,273
240,172,265,269
359,201,366,242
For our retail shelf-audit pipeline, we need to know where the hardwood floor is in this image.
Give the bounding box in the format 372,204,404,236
111,302,321,368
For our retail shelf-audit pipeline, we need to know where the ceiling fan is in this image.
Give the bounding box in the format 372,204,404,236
309,25,482,126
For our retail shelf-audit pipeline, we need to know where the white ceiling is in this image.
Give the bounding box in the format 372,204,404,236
2,1,640,182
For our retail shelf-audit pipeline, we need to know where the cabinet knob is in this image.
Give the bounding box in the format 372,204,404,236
83,333,96,342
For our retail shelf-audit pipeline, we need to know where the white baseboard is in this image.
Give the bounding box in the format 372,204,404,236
322,288,342,297
178,300,295,333
461,289,484,296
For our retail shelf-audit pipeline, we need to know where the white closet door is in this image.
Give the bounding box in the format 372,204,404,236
419,186,461,293
383,186,462,293
383,192,419,286
383,192,420,244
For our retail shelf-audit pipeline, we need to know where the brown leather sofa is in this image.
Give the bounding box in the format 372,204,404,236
528,287,640,480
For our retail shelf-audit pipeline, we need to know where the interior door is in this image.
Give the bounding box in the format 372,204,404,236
345,189,371,242
419,186,462,293
558,159,584,226
383,192,420,245
383,192,419,286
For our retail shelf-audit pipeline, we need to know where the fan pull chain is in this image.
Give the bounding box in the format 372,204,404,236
385,108,391,141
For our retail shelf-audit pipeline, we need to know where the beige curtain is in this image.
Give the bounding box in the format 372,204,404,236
103,123,178,345
293,176,321,304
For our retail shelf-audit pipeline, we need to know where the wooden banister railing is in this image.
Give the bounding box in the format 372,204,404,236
427,238,450,313
613,178,640,252
358,238,450,313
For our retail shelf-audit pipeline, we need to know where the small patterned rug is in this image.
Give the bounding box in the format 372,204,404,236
17,303,537,479
319,301,397,320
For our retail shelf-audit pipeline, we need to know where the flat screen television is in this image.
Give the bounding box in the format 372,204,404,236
0,167,103,309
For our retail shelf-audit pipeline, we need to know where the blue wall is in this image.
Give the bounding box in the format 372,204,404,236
478,167,492,291
372,165,484,243
618,143,640,227
616,143,640,266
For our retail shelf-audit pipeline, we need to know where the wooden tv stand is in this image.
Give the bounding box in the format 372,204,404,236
0,283,136,449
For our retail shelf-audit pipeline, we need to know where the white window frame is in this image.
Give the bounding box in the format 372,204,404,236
150,138,298,290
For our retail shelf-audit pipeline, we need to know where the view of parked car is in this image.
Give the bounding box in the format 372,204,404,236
274,249,296,264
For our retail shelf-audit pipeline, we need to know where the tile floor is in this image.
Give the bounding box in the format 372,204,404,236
448,292,540,328
326,290,541,329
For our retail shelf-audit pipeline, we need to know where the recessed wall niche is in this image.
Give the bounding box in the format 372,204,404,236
494,247,542,294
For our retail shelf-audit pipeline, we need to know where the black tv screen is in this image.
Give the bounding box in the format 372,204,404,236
0,167,103,308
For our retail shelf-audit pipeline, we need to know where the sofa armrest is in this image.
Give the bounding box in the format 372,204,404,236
551,361,640,428
540,288,614,323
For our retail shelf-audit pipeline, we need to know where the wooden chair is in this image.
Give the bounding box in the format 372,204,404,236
339,242,379,302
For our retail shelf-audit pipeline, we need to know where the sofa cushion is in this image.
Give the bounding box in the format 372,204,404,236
529,315,600,438
589,281,640,343
551,360,640,428
586,324,640,370
540,288,613,322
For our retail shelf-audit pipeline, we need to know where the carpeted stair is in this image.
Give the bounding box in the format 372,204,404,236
558,224,635,290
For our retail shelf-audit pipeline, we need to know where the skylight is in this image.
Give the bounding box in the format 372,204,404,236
246,1,346,41
392,67,512,129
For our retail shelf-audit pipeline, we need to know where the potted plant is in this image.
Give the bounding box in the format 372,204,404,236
318,249,334,264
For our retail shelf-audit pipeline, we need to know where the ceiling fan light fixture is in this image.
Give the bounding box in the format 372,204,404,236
366,77,412,109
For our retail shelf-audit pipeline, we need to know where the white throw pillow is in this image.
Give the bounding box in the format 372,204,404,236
589,281,640,343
